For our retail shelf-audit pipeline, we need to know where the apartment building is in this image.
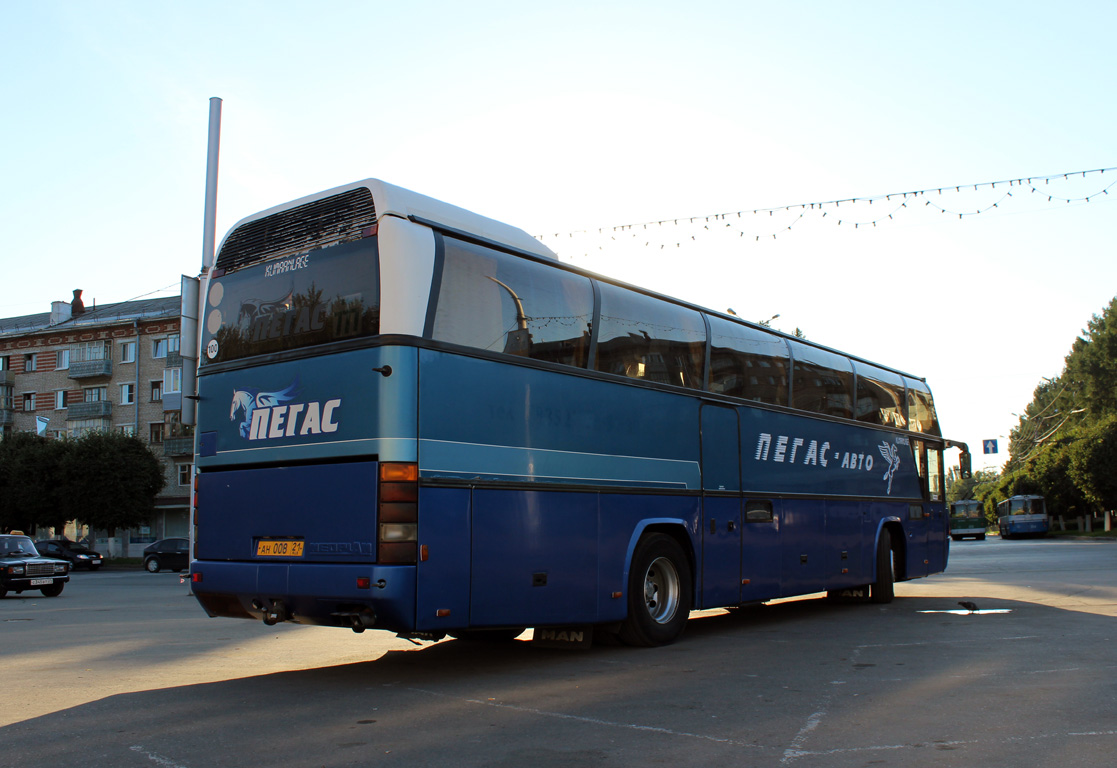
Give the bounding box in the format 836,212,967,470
0,290,191,554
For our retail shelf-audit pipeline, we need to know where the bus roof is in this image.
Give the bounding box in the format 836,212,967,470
216,178,932,390
217,178,559,264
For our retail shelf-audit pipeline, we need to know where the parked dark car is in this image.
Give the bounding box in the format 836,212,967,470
34,539,104,570
143,537,190,573
1,534,70,597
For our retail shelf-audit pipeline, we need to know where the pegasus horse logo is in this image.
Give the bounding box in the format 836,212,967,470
878,441,901,495
230,380,300,438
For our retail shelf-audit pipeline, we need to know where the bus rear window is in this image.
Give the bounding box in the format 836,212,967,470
201,239,380,365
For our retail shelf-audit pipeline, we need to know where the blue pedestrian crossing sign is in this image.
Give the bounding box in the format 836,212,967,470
983,439,998,455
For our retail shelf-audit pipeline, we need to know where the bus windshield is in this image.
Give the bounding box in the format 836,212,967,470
201,238,380,366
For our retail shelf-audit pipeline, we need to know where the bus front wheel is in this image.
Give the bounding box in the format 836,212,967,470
870,529,895,604
618,533,692,647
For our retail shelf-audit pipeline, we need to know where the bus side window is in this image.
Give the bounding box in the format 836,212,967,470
431,237,594,368
853,362,907,428
707,315,790,406
745,500,774,522
912,439,926,496
926,448,942,501
594,283,706,389
904,378,941,436
788,341,854,420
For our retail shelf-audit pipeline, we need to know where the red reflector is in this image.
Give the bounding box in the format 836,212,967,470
380,483,418,503
357,577,371,589
191,572,203,583
420,545,429,562
436,609,451,617
611,591,623,599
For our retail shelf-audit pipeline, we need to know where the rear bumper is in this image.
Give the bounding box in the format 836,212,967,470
190,560,415,632
1007,521,1048,534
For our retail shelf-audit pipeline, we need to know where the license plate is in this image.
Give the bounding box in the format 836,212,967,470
30,578,54,586
256,540,304,557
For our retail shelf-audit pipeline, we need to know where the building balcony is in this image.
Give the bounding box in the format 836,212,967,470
67,400,112,420
165,352,183,368
0,369,13,386
163,437,194,457
68,359,113,379
0,408,13,427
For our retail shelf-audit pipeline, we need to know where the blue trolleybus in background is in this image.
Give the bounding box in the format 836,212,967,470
997,495,1049,539
189,179,970,646
950,499,986,541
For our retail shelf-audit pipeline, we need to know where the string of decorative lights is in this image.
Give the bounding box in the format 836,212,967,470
538,166,1115,251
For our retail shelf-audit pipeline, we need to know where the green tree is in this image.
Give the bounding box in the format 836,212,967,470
1016,431,1075,518
1068,415,1117,513
0,432,71,534
60,431,165,536
1065,297,1117,420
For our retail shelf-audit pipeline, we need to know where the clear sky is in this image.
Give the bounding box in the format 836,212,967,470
2,1,1114,470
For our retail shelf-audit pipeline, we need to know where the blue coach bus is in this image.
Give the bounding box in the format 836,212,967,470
189,179,968,646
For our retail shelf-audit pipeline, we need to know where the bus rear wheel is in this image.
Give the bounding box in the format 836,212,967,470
870,529,894,604
618,533,692,647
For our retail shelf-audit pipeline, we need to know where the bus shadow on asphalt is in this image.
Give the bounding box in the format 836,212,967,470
3,594,1112,766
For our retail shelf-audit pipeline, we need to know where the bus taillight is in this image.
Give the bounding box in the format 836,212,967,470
378,462,418,564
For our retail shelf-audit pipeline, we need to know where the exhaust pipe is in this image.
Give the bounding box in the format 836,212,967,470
331,607,377,633
253,598,288,626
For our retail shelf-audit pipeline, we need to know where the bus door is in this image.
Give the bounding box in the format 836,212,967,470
904,440,944,579
699,404,741,608
924,445,947,572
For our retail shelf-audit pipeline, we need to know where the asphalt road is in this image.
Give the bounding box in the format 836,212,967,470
2,538,1115,768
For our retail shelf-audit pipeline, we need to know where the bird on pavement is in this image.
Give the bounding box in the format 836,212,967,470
958,601,979,613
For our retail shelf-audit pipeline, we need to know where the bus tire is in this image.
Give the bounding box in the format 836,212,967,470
870,529,894,604
618,533,692,647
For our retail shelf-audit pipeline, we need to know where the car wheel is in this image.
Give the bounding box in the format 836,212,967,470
0,587,7,598
145,557,161,573
40,582,65,597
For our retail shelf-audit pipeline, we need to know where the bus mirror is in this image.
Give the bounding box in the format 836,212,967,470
959,451,972,480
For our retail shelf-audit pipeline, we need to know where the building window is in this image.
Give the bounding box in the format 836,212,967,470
0,355,9,371
178,463,192,486
84,386,107,403
121,341,136,363
57,349,70,369
71,341,109,363
149,422,165,444
120,383,135,405
164,367,182,394
118,424,136,437
54,390,66,410
24,353,37,372
0,385,12,410
70,418,110,438
23,392,36,411
151,380,163,402
152,338,168,359
168,334,180,355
